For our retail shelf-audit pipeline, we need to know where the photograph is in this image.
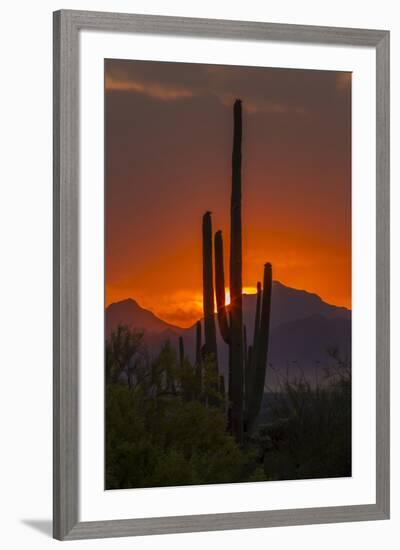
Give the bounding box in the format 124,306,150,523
104,59,352,490
0,2,392,545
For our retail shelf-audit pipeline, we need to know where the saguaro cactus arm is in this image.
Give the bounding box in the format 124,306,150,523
243,325,248,371
219,375,226,396
195,321,202,366
247,263,272,434
214,230,230,344
202,211,218,369
178,336,184,368
195,321,202,398
252,281,262,362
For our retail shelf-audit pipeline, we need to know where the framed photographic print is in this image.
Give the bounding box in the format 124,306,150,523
53,10,390,541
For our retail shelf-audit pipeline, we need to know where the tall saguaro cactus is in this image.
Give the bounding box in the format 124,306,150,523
211,100,273,442
229,100,244,443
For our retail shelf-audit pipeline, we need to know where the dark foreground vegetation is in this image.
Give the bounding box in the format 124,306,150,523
106,325,351,489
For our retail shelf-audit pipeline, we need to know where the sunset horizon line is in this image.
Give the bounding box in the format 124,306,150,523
106,278,352,330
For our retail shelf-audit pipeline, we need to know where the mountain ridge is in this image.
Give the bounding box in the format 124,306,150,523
106,280,350,337
106,281,351,384
106,297,182,338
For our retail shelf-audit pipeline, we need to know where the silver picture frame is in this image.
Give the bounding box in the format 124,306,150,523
53,9,390,541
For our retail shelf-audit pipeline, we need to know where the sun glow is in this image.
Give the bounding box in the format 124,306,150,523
223,286,257,307
243,286,258,295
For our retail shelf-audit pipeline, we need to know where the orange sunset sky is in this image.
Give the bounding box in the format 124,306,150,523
105,60,351,328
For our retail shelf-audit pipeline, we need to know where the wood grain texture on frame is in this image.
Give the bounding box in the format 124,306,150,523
53,9,390,541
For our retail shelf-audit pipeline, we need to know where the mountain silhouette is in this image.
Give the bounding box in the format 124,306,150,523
254,281,350,328
106,281,351,385
106,298,181,338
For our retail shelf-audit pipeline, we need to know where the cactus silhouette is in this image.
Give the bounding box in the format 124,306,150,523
215,230,230,344
245,263,272,434
178,336,184,369
245,281,261,423
202,212,218,368
195,320,202,366
195,320,202,399
210,100,272,442
229,100,245,443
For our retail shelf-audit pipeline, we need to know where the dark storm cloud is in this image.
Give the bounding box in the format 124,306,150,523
105,59,351,116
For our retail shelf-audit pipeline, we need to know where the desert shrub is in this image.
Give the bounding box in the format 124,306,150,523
105,329,253,489
253,356,351,481
106,384,250,488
